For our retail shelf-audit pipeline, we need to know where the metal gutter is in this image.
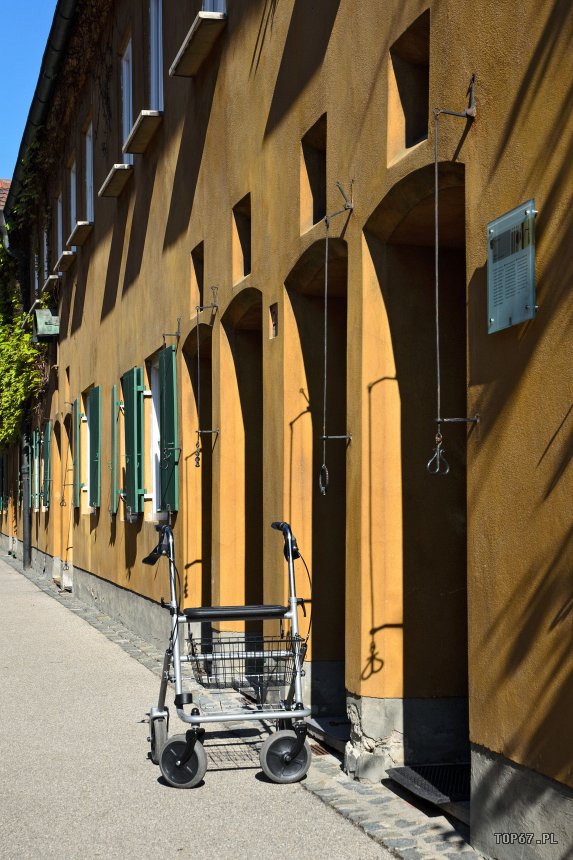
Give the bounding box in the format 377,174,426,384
4,0,78,220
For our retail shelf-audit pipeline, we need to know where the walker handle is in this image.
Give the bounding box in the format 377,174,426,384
271,521,290,534
271,521,300,560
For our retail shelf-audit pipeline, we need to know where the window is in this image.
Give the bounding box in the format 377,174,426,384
42,421,52,509
203,0,226,10
87,386,101,508
32,429,40,512
43,227,49,281
121,40,134,166
150,361,161,513
69,159,77,233
33,241,39,297
232,194,252,283
300,114,327,232
387,10,430,162
110,385,119,515
150,0,163,111
158,346,179,512
122,366,144,518
85,122,94,222
56,193,63,261
149,347,179,515
73,398,82,508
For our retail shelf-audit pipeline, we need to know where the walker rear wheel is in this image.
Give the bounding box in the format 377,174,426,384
259,729,311,784
159,735,208,788
149,717,167,765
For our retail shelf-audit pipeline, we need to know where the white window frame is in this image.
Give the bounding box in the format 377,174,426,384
33,242,39,297
150,362,161,513
84,396,91,507
121,40,134,166
43,227,49,280
57,193,63,261
85,122,94,222
33,434,40,513
150,0,164,112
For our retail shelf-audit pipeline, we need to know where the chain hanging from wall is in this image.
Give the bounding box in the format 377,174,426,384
195,286,219,467
319,182,354,496
427,76,479,476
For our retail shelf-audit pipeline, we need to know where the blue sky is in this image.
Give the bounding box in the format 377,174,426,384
0,3,56,179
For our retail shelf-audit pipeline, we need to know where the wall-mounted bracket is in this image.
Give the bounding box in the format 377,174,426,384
163,318,181,347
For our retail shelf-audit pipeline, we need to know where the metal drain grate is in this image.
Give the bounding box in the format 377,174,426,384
387,763,470,804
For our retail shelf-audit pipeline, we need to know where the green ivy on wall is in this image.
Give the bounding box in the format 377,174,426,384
0,243,46,446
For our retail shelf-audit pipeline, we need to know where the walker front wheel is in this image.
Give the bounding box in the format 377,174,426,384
159,735,207,788
149,717,167,765
259,729,311,784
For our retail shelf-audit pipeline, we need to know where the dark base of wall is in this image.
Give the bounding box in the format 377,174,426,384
72,564,171,650
345,693,469,782
470,744,573,859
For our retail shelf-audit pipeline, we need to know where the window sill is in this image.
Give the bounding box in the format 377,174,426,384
42,273,61,292
54,250,76,273
169,11,227,77
98,164,134,198
123,110,163,154
67,221,93,247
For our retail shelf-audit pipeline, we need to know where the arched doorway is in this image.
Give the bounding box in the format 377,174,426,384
363,161,469,765
218,289,264,612
182,323,214,608
284,239,348,718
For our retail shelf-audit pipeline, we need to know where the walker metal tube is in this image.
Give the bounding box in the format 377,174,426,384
176,707,312,725
285,527,305,706
166,528,184,699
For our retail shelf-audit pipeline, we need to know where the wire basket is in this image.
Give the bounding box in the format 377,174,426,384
187,632,306,703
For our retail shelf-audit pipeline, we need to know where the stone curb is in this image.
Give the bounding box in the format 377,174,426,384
4,555,486,860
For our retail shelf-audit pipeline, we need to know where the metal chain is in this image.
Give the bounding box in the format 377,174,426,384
319,216,330,495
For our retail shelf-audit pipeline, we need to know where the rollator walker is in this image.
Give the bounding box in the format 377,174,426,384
143,521,312,787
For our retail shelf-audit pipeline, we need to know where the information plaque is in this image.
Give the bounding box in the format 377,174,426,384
487,200,537,334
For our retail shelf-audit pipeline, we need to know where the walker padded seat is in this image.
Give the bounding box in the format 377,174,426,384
183,604,289,622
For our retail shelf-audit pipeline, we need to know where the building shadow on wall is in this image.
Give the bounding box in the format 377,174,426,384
264,0,341,139
285,238,347,716
162,46,223,253
363,161,469,765
101,195,129,322
122,154,158,297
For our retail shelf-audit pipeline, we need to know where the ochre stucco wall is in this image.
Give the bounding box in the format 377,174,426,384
4,0,572,788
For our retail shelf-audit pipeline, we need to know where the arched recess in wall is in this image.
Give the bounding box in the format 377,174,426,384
363,161,469,763
182,324,214,609
284,238,347,718
219,288,264,611
60,411,74,585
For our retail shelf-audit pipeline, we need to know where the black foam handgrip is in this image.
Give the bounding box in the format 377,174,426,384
271,521,288,532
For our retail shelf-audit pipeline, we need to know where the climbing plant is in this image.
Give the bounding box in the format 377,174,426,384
0,243,47,446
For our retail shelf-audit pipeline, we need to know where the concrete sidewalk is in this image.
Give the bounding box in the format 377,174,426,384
0,556,482,860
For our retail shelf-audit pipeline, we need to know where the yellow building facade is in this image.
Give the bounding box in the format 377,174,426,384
2,1,572,855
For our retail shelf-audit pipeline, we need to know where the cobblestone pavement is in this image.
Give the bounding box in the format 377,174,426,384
8,556,485,860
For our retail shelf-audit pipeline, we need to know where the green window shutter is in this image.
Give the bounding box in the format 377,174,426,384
110,384,119,515
73,399,81,508
42,422,52,508
122,367,144,516
159,346,179,512
32,430,40,509
88,387,101,508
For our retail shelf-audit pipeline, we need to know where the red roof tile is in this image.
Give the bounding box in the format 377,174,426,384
0,179,10,210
